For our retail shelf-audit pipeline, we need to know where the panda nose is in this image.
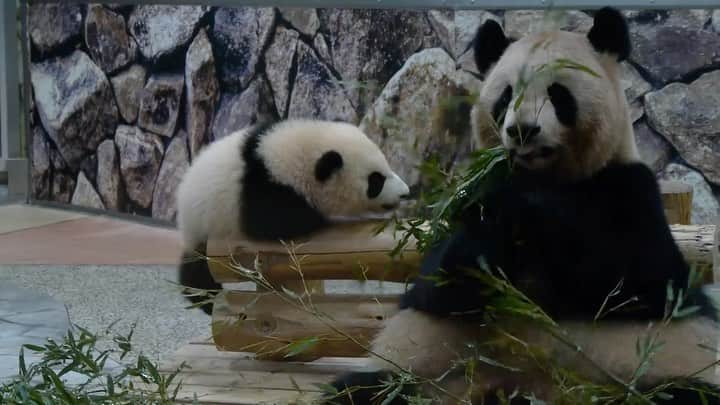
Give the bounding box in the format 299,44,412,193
507,124,541,143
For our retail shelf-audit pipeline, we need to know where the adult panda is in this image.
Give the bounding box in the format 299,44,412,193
176,119,410,315
326,8,720,405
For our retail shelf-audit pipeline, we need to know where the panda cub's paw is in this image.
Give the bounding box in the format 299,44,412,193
322,371,414,405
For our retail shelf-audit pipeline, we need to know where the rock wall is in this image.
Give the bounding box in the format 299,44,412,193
27,5,720,224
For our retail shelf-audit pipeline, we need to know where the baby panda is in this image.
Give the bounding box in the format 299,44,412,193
326,8,719,405
176,119,410,315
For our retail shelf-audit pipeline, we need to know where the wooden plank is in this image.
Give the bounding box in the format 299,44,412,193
659,180,693,225
159,342,372,405
208,224,716,284
207,219,420,284
211,291,400,360
208,250,421,284
161,344,371,375
671,225,717,283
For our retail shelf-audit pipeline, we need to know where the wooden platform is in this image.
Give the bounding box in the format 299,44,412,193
162,338,371,404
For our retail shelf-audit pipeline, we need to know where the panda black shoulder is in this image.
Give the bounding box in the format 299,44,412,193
240,121,329,241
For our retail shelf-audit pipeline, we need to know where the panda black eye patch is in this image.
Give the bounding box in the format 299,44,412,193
547,83,578,127
367,172,386,199
492,85,513,123
315,150,343,182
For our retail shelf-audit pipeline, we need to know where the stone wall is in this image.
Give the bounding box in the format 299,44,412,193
27,4,720,224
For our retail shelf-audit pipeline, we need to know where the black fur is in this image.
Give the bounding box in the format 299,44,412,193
588,7,632,61
178,243,221,316
325,371,415,405
639,378,720,405
241,121,330,241
547,83,578,127
367,172,386,199
403,162,717,322
492,85,513,123
473,19,511,76
316,150,344,182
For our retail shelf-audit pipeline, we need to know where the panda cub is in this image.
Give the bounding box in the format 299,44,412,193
176,119,410,315
326,8,719,405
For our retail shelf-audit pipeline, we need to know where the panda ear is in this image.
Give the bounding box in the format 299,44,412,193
587,7,631,61
472,19,510,76
315,150,343,183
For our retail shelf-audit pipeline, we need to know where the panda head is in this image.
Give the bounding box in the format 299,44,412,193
472,7,639,182
259,120,411,218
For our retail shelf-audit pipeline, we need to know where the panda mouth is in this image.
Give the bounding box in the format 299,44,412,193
511,147,556,166
381,203,398,210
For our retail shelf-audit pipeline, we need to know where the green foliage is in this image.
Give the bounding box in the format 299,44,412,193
0,323,188,404
379,146,511,257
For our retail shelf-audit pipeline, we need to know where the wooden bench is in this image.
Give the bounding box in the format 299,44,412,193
165,182,719,404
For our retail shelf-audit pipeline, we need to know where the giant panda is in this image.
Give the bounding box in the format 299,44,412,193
176,119,410,315
325,8,720,405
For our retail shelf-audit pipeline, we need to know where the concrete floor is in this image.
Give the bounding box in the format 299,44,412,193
0,203,209,381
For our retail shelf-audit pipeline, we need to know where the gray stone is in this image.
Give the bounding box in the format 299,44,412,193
265,27,299,117
660,163,720,225
31,50,119,170
51,172,76,204
279,8,320,36
645,71,720,185
428,10,501,59
360,48,481,187
138,73,184,138
79,154,99,187
185,29,219,159
71,172,105,210
427,10,454,56
96,140,124,211
128,5,210,62
629,99,644,124
634,121,673,173
50,149,67,173
153,133,189,222
31,126,51,201
713,10,720,32
114,126,163,209
667,10,712,29
629,21,720,84
212,7,276,89
621,62,652,103
84,5,137,74
28,3,83,54
504,10,592,38
313,33,332,64
212,79,275,142
319,9,437,109
0,283,70,383
111,64,147,124
288,43,357,123
457,49,480,75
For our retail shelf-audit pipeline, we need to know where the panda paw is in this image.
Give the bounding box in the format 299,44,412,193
321,371,414,405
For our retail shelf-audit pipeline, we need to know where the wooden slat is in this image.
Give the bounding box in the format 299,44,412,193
659,180,693,225
208,223,716,284
158,341,371,404
211,291,401,361
671,224,716,283
209,250,421,284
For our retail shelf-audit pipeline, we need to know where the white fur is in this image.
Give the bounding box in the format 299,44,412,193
370,25,718,404
368,308,719,403
176,119,409,251
471,31,639,181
